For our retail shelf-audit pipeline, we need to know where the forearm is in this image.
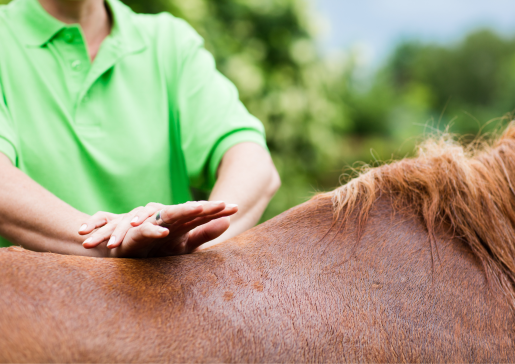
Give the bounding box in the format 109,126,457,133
201,142,280,249
0,153,105,256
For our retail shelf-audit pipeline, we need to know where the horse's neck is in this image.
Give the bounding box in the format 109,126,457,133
224,195,515,362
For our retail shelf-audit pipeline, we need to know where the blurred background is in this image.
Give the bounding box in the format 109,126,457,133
4,0,515,221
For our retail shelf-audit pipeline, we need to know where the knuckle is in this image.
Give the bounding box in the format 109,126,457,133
131,207,143,214
106,218,119,225
91,211,112,222
143,222,155,231
142,206,154,215
147,202,164,209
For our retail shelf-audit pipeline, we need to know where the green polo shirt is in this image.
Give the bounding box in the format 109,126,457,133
0,0,267,247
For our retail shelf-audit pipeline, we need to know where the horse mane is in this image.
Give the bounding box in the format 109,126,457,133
329,121,515,307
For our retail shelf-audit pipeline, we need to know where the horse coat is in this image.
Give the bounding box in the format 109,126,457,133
2,125,515,362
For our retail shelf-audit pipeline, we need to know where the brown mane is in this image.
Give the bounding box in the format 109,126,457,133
329,121,515,307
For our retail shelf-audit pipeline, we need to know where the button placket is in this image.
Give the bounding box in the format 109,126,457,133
55,26,91,114
63,31,74,44
71,59,82,71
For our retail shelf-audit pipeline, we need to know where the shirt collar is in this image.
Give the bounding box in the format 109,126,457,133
104,0,146,54
6,0,64,46
5,0,146,52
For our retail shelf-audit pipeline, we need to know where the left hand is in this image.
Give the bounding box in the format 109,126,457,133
78,202,166,246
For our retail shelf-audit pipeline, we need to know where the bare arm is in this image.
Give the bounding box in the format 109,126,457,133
8,141,278,255
0,153,105,256
0,152,237,257
200,142,281,249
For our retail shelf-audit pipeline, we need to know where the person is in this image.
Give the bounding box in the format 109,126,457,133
0,0,281,257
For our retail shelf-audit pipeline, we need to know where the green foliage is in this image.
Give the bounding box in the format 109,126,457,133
383,30,515,135
343,29,515,169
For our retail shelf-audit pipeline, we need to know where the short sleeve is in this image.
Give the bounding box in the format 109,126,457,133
173,19,268,190
0,81,17,165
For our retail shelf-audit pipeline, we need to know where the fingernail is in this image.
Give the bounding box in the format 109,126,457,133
211,201,224,204
131,216,139,223
159,227,168,233
227,204,238,208
107,236,116,247
79,224,87,232
83,237,92,246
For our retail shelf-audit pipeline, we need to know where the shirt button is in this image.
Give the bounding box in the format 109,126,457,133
71,60,82,71
63,32,74,43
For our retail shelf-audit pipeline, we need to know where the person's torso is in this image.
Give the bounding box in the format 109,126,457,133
0,0,191,246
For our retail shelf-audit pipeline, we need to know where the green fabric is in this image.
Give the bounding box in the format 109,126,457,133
0,0,267,247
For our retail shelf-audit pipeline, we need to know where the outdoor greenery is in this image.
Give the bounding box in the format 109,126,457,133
122,0,515,220
3,0,515,220
121,0,353,219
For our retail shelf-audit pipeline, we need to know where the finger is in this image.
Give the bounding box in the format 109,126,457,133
126,222,169,243
155,202,207,225
186,217,231,251
106,208,144,249
130,203,164,227
111,222,169,257
78,211,118,235
174,204,238,235
82,220,119,249
108,204,167,248
159,201,227,227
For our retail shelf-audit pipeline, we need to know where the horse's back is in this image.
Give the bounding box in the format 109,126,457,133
0,247,190,362
1,197,514,362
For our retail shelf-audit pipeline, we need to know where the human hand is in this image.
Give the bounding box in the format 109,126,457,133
78,202,165,244
80,201,238,258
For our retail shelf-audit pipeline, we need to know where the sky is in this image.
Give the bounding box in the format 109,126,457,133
310,0,515,67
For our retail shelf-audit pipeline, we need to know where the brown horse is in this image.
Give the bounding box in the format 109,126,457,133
2,124,515,362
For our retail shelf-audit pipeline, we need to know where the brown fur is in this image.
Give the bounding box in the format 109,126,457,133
331,122,515,307
1,125,515,362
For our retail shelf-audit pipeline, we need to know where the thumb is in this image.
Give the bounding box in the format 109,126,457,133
186,217,230,251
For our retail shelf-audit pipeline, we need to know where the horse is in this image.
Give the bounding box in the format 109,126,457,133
1,124,515,362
